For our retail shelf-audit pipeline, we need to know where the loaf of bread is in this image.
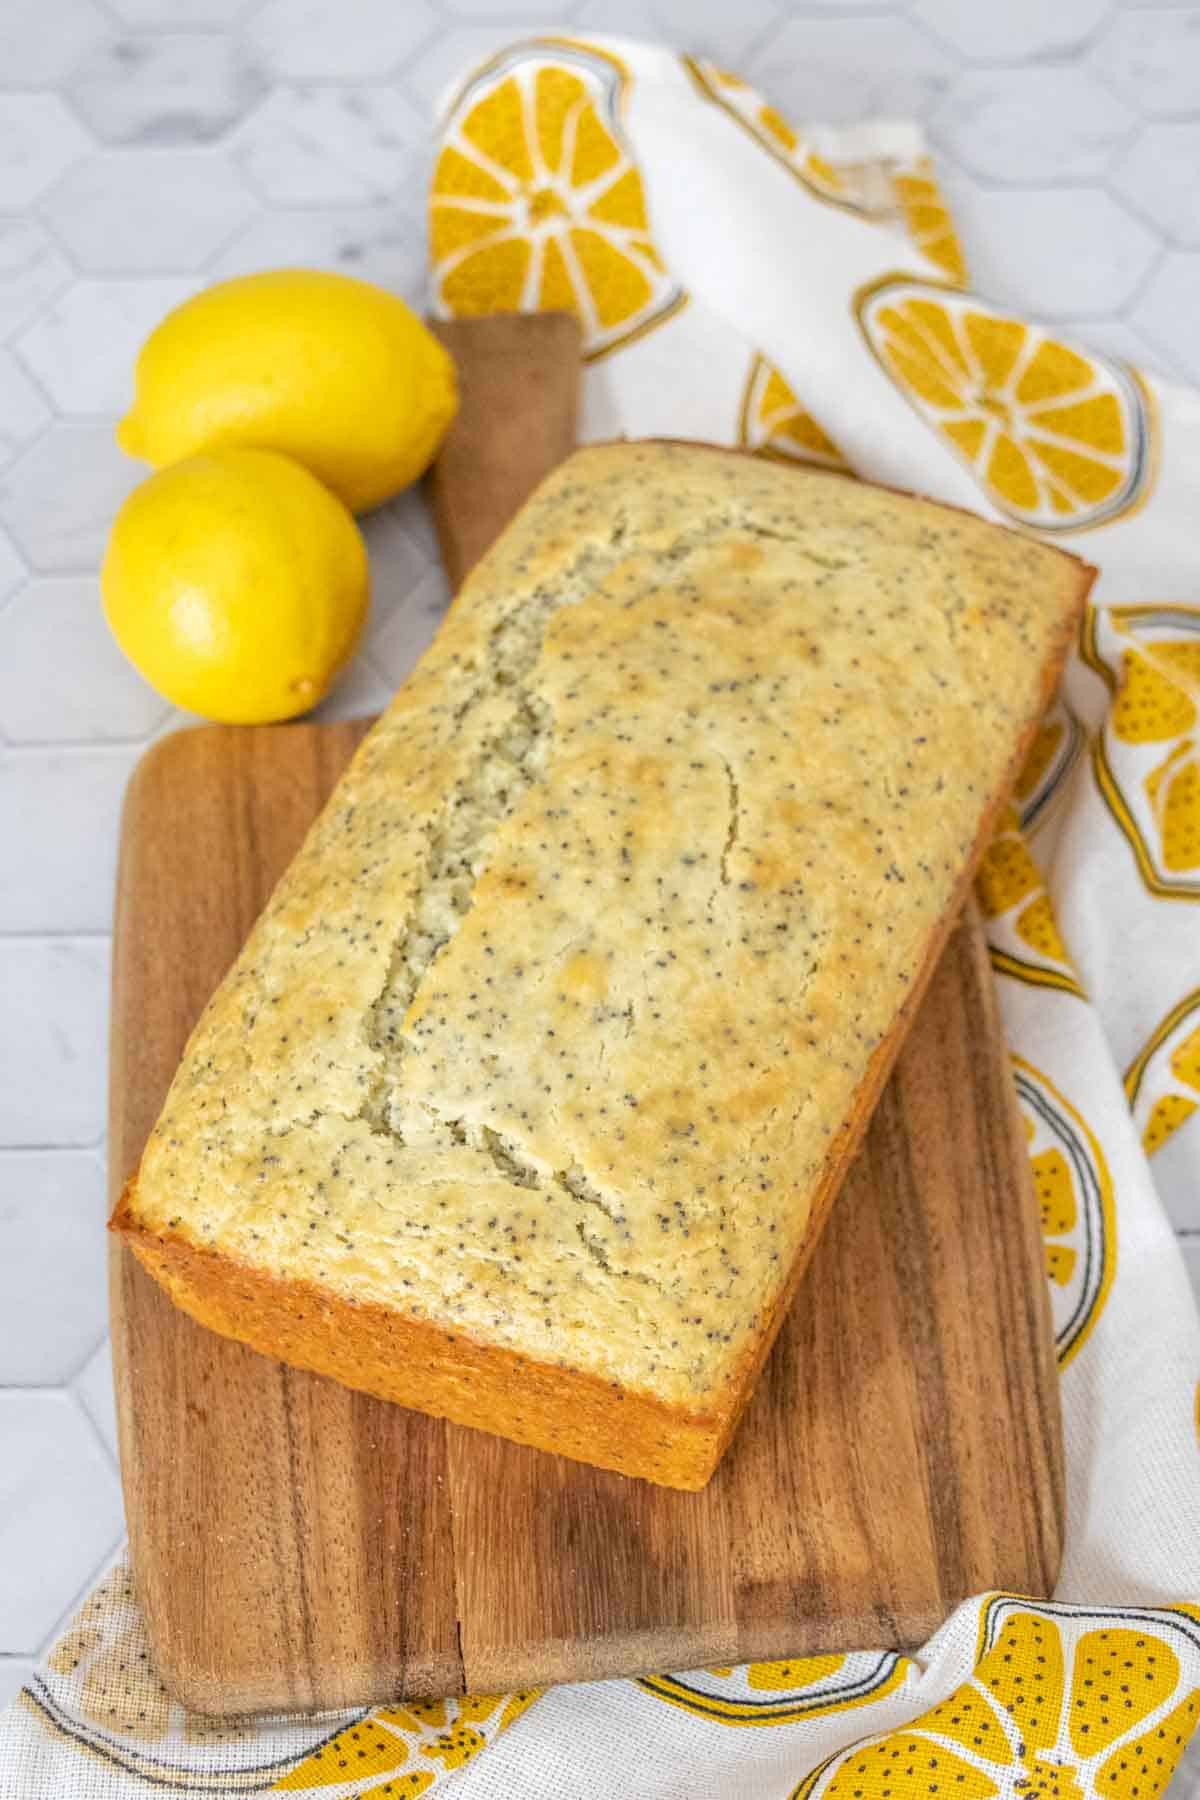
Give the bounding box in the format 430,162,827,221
112,442,1091,1488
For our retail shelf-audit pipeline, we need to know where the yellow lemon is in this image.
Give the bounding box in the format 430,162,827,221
117,270,458,512
102,448,368,725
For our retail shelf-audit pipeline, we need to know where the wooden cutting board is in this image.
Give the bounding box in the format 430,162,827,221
109,314,1063,1717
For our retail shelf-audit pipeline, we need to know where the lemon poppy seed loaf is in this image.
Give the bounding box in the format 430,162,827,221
112,442,1092,1489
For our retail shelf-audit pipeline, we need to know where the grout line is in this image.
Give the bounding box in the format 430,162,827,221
70,1375,120,1477
0,927,114,939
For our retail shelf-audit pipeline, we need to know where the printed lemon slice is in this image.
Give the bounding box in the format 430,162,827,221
682,58,851,205
1124,992,1200,1157
1112,642,1200,743
977,808,1081,995
857,275,1155,531
1083,603,1200,900
739,354,849,471
683,61,967,283
1012,700,1084,834
641,1650,911,1726
892,157,966,284
1143,1092,1198,1155
274,1719,411,1789
801,1599,1200,1800
1146,737,1200,872
1013,1059,1115,1366
431,41,685,358
802,1605,1200,1800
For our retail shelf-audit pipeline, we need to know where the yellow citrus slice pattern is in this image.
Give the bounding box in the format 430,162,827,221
430,40,686,360
794,1600,1200,1800
1082,603,1200,901
738,353,850,473
978,806,1084,998
682,58,857,210
1013,1057,1115,1366
857,275,1156,533
273,1690,539,1792
1125,987,1200,1158
1014,699,1085,837
640,1649,913,1727
23,1562,324,1783
892,156,967,285
681,60,966,283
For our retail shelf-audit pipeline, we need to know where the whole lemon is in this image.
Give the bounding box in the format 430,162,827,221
117,270,458,513
102,448,368,725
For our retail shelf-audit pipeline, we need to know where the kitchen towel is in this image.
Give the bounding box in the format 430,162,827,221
4,33,1199,1800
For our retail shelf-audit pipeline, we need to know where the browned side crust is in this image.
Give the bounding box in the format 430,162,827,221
111,547,1091,1490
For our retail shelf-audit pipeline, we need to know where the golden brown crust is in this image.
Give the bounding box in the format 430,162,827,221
111,1179,730,1488
111,442,1094,1489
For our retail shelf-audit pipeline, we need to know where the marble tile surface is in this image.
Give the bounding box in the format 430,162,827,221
41,148,256,272
0,1152,107,1384
0,1391,122,1654
0,0,1197,1682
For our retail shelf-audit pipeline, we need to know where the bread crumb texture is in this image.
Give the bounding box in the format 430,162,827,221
130,443,1086,1413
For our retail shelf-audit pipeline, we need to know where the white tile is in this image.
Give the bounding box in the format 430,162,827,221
0,97,90,210
0,747,140,932
744,16,955,127
1112,122,1200,249
0,0,108,84
943,185,1159,319
914,0,1109,61
0,221,72,345
0,425,143,574
576,0,781,62
0,1659,36,1709
0,1152,107,1384
386,484,439,563
66,32,269,148
1089,9,1200,119
368,563,449,689
1133,249,1200,386
0,1392,122,1654
0,577,170,744
1180,1239,1200,1315
41,150,256,274
438,0,584,12
74,1338,118,1462
310,651,393,723
0,354,49,473
0,938,110,1149
0,527,25,605
363,500,439,646
401,26,533,115
930,67,1136,184
233,84,428,208
14,277,196,417
248,0,437,82
1051,315,1178,382
106,0,256,21
210,205,426,300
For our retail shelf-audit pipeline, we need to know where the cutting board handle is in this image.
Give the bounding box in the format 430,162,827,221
427,311,582,591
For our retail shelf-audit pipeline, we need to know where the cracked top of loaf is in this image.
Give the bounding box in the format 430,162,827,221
131,441,1087,1408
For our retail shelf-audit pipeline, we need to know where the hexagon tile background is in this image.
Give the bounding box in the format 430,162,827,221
2,0,1200,1711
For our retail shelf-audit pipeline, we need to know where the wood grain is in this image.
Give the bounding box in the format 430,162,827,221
427,311,581,589
109,312,1063,1715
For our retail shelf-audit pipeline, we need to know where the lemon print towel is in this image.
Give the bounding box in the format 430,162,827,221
6,30,1200,1800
